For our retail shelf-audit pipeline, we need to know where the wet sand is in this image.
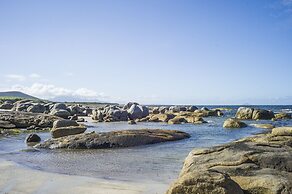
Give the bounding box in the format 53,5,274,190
0,159,167,194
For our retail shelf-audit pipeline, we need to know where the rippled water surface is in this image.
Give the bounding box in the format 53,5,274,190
1,105,292,185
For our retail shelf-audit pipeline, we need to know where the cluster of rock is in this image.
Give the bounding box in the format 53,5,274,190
235,107,275,120
91,104,224,124
150,106,223,116
0,111,60,130
91,102,149,122
223,107,292,128
0,100,92,120
147,106,223,124
167,126,292,194
35,129,190,149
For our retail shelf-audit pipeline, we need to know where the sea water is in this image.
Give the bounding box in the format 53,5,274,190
0,105,292,185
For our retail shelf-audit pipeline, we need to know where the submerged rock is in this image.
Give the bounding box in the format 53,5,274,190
250,123,275,129
223,118,247,128
167,127,292,194
35,129,190,149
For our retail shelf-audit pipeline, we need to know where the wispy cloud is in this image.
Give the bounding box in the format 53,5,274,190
3,83,111,102
5,74,26,82
65,72,74,77
29,73,41,79
4,73,41,82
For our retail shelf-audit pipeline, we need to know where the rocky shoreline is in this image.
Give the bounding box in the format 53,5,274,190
1,99,292,194
166,126,292,194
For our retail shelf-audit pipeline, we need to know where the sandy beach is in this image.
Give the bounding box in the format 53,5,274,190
0,159,167,194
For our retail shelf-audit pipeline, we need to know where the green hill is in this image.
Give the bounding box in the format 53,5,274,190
0,91,39,100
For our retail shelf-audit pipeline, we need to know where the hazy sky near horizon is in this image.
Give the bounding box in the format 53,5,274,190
0,0,292,104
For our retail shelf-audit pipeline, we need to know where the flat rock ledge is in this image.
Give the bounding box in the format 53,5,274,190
35,129,190,149
167,127,292,194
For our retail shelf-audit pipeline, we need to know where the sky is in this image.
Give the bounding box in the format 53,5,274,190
0,0,292,105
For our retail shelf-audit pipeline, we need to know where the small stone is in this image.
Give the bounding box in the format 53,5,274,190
25,133,41,143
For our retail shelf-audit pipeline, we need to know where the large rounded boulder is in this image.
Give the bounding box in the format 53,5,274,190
223,118,247,128
25,133,41,143
167,170,243,194
127,104,149,120
236,107,274,120
252,109,274,120
51,103,67,110
235,107,254,120
0,102,14,110
50,109,70,119
27,103,46,113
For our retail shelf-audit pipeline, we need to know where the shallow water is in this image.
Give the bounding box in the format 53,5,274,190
0,105,292,185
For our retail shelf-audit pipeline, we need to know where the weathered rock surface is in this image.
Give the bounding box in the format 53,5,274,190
52,103,67,110
167,127,292,194
223,118,247,128
35,129,190,149
127,104,149,120
0,111,60,129
51,120,86,138
187,106,198,112
128,120,136,125
123,102,139,110
236,107,275,120
271,127,292,136
149,113,175,122
193,109,223,117
0,120,16,129
235,107,254,120
50,109,70,119
168,117,188,124
53,120,79,128
252,109,275,120
0,102,14,110
275,112,291,120
92,103,150,122
27,103,46,113
184,116,207,124
167,170,243,194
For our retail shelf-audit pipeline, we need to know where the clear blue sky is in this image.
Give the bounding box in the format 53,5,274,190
0,0,291,104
